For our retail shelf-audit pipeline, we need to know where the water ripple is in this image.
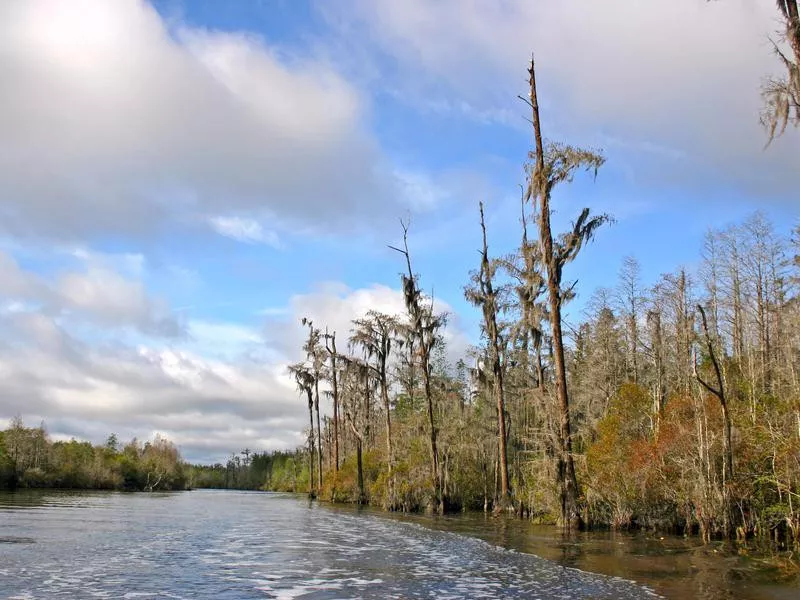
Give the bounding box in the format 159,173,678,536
0,490,660,599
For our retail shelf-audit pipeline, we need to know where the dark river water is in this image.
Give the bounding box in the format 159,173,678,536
0,490,797,599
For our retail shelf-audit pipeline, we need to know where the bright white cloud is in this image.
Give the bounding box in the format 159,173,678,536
69,248,146,278
0,0,402,241
57,267,183,337
0,251,52,302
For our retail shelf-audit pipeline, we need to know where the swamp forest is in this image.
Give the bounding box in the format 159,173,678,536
1,5,800,596
3,49,800,549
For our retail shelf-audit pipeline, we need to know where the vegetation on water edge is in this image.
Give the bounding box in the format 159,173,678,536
281,58,800,546
0,417,312,494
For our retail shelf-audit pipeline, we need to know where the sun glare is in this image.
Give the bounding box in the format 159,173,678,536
24,0,127,70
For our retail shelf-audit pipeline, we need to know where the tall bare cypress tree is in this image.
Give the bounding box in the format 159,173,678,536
302,318,324,492
324,329,340,474
525,57,610,527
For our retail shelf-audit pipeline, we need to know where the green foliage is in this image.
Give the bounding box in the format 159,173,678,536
0,422,188,492
0,432,17,489
188,449,305,492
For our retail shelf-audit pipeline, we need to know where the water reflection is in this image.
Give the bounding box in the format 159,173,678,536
357,508,800,600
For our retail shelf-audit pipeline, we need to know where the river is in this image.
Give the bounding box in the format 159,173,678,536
0,490,797,599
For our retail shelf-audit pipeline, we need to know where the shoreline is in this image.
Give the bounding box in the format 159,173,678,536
4,487,799,599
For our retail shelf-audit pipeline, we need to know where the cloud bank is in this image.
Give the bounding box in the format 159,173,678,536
0,0,402,241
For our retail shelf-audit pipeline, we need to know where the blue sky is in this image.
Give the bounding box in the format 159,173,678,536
0,0,797,462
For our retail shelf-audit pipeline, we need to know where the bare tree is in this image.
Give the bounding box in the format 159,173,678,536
616,256,644,384
465,202,512,511
390,221,447,513
324,329,340,473
524,57,610,528
645,304,667,422
694,304,735,536
302,318,325,492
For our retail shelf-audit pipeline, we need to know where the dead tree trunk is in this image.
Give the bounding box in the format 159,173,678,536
326,332,340,473
527,58,582,528
390,223,444,513
472,201,511,510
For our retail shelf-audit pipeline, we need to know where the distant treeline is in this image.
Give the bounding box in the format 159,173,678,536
0,418,312,494
0,418,188,491
189,449,310,492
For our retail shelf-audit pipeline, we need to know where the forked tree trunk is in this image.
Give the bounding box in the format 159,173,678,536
345,403,366,505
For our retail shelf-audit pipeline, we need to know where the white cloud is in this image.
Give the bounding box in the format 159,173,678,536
57,267,183,337
208,216,281,247
0,251,52,302
0,0,404,241
0,272,473,462
0,250,184,337
185,320,269,362
69,248,146,278
272,282,472,370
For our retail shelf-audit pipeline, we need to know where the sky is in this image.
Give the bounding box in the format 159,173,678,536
0,0,797,463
